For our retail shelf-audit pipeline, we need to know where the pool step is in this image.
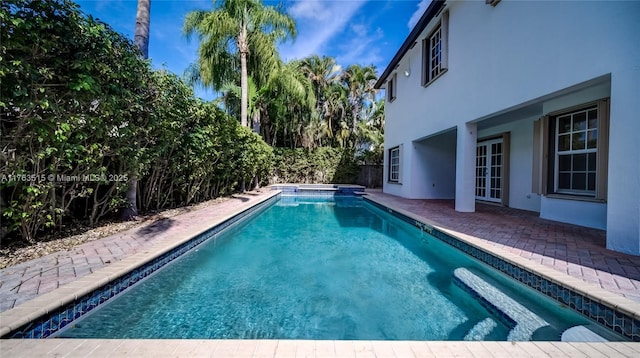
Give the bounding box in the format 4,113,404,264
561,325,609,342
453,267,549,341
464,318,498,341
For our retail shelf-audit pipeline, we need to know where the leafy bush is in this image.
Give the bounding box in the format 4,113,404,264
1,0,150,241
0,0,275,243
272,147,359,184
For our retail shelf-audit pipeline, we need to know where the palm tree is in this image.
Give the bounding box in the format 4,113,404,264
322,81,349,146
264,60,315,144
301,55,342,101
220,76,259,130
221,59,315,144
343,64,377,137
184,0,296,128
357,99,385,164
300,55,342,142
123,0,151,220
134,0,151,58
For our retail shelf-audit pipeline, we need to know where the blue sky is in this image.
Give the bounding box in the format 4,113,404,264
75,0,430,100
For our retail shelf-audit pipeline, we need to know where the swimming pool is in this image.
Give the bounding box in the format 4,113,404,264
53,195,614,341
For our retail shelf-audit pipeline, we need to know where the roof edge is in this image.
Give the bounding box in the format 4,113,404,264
374,0,446,89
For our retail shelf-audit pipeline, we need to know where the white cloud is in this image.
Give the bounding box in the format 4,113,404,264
336,26,384,68
408,0,431,30
351,24,368,38
288,1,333,21
280,1,368,61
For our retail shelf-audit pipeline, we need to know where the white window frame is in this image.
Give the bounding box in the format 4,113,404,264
429,26,442,79
388,146,400,183
532,99,609,201
422,10,449,86
553,106,598,196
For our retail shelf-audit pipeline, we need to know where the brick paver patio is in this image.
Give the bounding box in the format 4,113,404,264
0,190,276,312
364,190,640,302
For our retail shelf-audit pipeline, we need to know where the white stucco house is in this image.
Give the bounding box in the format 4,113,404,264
375,0,640,255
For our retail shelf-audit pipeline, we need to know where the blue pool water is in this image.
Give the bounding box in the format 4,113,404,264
58,196,594,340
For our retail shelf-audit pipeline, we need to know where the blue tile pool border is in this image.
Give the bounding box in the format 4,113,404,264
363,198,639,342
271,184,364,196
3,194,281,339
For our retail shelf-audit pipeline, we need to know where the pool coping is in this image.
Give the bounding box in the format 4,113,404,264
0,190,281,338
363,195,640,341
271,183,366,195
1,339,640,357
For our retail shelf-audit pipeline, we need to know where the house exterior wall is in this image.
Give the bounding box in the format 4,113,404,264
606,71,640,254
412,131,457,199
382,1,640,254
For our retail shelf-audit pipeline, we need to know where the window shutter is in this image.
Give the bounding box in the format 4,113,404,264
421,38,428,86
502,132,510,206
441,11,449,71
385,148,390,182
596,99,609,201
532,116,549,194
398,144,404,184
392,73,397,100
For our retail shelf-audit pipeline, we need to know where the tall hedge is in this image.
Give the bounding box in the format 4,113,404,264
0,0,273,243
272,147,359,184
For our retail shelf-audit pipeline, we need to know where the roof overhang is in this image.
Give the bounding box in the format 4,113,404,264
374,0,446,89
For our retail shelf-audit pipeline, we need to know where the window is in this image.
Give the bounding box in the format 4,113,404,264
388,146,400,182
533,99,609,200
387,73,397,102
554,106,598,195
422,11,448,86
428,26,442,79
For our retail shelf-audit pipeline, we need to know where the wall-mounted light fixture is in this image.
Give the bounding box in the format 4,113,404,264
404,58,411,77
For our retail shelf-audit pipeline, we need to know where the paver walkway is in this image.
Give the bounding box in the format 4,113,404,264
365,190,640,302
0,190,276,312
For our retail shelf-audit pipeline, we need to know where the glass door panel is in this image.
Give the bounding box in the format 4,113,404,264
476,139,503,203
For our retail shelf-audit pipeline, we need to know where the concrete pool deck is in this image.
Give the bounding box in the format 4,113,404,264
1,188,639,356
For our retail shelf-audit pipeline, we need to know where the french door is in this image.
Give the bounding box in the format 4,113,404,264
475,138,503,203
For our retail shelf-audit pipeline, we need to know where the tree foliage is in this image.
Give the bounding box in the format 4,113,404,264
184,2,384,154
219,55,383,153
0,0,273,243
184,0,296,128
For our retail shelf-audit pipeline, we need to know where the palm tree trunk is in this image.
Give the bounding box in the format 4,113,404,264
134,0,151,58
123,0,150,220
240,52,248,127
239,26,249,128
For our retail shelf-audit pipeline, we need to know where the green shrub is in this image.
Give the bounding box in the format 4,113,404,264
0,0,276,243
272,147,358,184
